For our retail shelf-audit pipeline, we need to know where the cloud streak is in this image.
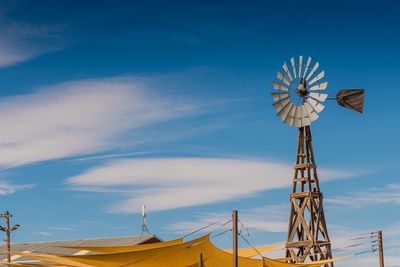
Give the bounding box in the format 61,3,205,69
0,180,35,195
326,183,400,208
0,11,64,67
67,157,356,213
166,204,289,235
0,77,200,167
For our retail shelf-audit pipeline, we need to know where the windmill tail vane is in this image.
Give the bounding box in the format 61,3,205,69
336,89,364,113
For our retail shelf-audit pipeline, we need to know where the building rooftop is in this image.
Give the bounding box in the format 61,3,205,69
0,234,162,263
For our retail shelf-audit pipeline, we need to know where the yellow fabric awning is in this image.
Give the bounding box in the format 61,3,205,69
16,234,346,267
224,243,283,257
55,237,183,253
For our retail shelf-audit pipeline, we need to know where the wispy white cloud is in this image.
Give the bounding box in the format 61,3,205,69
0,11,64,67
326,183,400,208
67,157,355,213
0,180,34,195
50,227,76,232
35,231,53,237
167,204,288,235
0,76,200,167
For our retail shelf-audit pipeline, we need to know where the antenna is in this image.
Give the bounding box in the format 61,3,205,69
140,205,150,236
271,56,365,266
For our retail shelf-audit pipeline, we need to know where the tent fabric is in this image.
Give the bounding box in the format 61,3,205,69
224,244,283,257
16,234,345,267
55,238,183,253
59,238,278,258
2,263,68,267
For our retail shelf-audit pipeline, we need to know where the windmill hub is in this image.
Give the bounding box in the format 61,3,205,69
295,78,308,98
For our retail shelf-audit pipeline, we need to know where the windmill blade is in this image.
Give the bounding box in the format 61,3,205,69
273,97,290,112
271,92,289,101
309,82,328,91
302,57,312,78
284,105,296,126
290,57,297,79
293,118,303,128
304,101,314,113
293,106,302,127
278,103,293,121
303,102,320,122
308,70,325,86
306,98,325,113
277,71,291,86
298,55,303,78
298,105,311,126
282,62,293,82
272,81,289,91
336,89,365,113
306,61,319,81
309,92,328,102
301,116,311,127
309,110,319,121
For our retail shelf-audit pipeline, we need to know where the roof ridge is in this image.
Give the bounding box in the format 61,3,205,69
1,234,159,245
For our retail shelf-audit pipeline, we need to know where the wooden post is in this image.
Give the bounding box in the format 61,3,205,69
232,210,238,267
5,211,11,263
0,211,20,263
378,231,384,267
198,252,203,267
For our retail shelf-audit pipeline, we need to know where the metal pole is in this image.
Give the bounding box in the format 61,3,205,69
198,252,203,267
232,210,238,267
378,230,384,267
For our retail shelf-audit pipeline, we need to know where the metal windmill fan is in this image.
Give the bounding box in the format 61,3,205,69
272,56,364,127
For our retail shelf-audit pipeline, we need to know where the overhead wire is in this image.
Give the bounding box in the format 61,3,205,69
183,217,232,238
212,228,232,239
238,232,264,258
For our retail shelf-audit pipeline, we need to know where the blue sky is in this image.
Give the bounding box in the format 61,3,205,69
0,0,399,266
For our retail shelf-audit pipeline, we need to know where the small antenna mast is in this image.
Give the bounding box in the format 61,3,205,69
140,205,150,236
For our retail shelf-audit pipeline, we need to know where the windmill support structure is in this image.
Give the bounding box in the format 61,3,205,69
285,126,333,266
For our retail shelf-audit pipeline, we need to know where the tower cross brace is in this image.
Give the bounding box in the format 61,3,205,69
285,126,333,266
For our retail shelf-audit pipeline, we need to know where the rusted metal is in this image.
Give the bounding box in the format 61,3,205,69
336,89,364,113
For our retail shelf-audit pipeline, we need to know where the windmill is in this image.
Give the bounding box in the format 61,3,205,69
271,56,364,266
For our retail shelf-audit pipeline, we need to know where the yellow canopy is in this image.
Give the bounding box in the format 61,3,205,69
55,237,183,253
224,244,283,257
2,263,68,267
18,234,345,267
58,238,279,258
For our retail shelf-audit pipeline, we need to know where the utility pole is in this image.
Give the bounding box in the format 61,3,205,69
232,210,238,267
378,230,384,267
0,211,20,263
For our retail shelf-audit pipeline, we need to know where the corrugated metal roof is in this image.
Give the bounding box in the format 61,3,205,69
0,234,161,263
